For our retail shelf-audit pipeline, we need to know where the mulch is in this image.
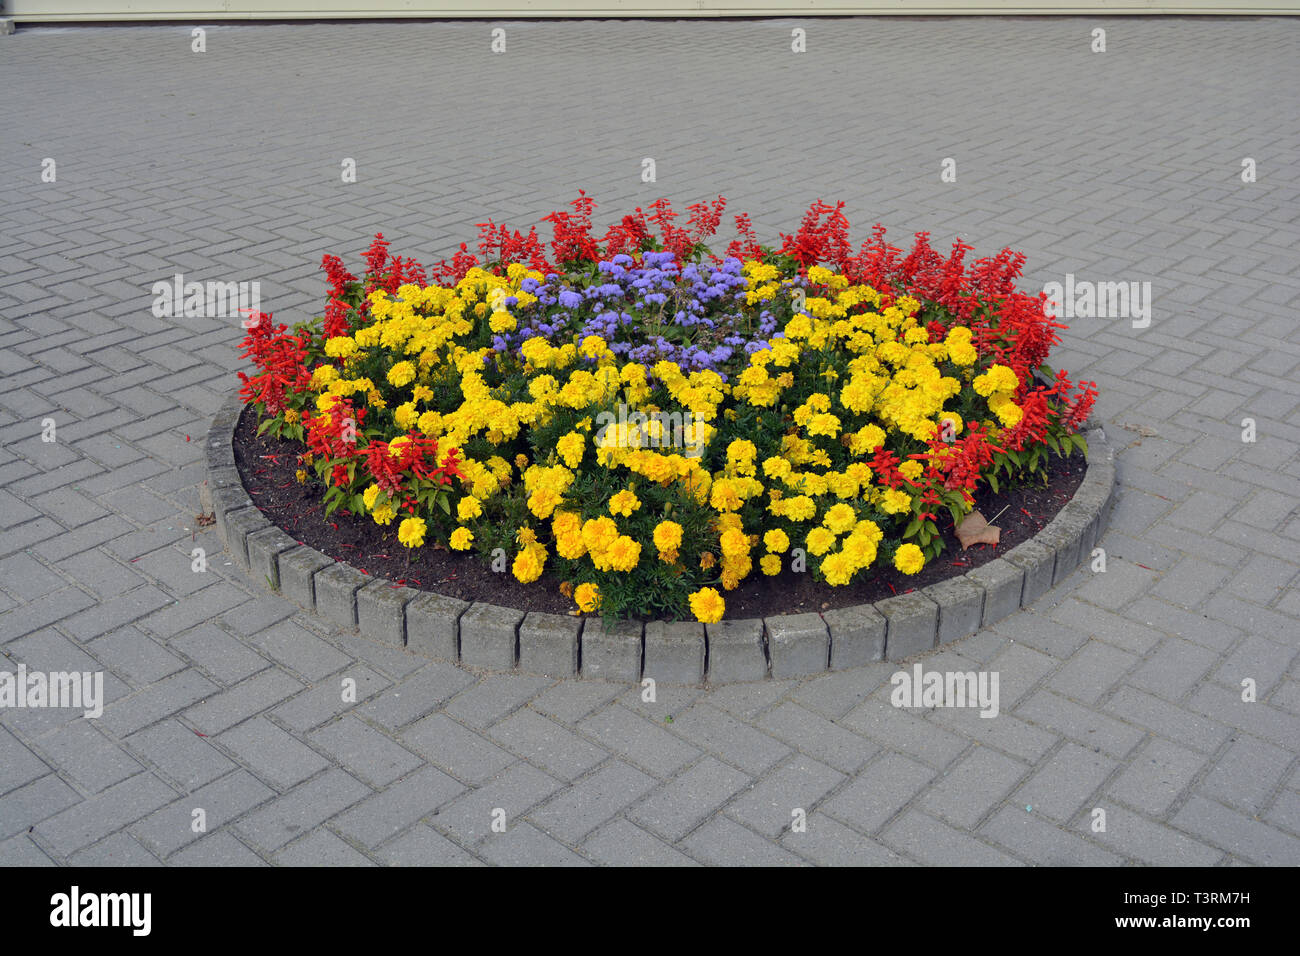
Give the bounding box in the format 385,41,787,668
233,404,1086,621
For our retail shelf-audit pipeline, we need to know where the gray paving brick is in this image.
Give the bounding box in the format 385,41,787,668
581,818,699,867
1012,742,1118,824
67,832,163,868
881,809,1023,866
307,715,423,787
1104,686,1233,755
725,754,846,839
840,697,968,770
626,756,751,843
0,774,82,841
0,834,57,866
488,708,607,781
332,766,466,849
33,772,178,858
1106,736,1207,816
1170,795,1300,866
250,619,351,682
1199,734,1293,816
919,747,1030,829
431,762,563,846
399,714,516,785
217,716,329,791
681,815,807,866
354,662,477,730
32,719,142,794
979,806,1122,866
276,829,376,866
169,623,270,685
756,700,879,774
270,665,389,732
822,752,936,834
530,760,658,845
131,769,275,858
443,673,552,729
479,821,591,866
376,824,483,866
780,812,913,866
169,831,268,866
235,769,372,853
577,703,702,778
182,668,305,736
99,667,219,737
665,701,792,775
0,727,51,797
1083,803,1225,866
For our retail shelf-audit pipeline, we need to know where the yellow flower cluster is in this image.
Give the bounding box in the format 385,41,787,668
296,256,1048,623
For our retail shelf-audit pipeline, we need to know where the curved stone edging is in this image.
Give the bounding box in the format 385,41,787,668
205,392,1117,685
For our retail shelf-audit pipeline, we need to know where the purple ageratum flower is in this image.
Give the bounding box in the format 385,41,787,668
611,254,633,267
557,290,583,309
492,335,509,352
520,278,541,293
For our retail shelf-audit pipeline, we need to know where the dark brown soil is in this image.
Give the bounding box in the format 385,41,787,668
233,404,1086,621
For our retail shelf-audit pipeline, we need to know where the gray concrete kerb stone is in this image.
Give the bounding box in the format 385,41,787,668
208,392,1117,685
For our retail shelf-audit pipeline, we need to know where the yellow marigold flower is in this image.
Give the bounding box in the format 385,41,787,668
719,527,749,557
880,488,913,515
581,516,619,555
898,460,924,482
709,477,742,512
512,546,546,583
417,410,443,435
386,361,416,388
699,551,716,571
574,582,601,613
295,469,307,484
806,527,837,556
558,580,574,599
394,401,419,430
371,503,395,526
324,336,358,358
653,520,683,556
894,543,925,575
823,503,857,535
556,432,585,469
449,527,474,550
760,554,782,576
763,529,790,553
311,364,340,388
489,311,516,334
362,485,381,511
688,587,726,624
397,516,427,549
515,453,529,471
762,456,792,480
854,519,884,546
608,489,641,517
457,496,482,522
605,536,642,572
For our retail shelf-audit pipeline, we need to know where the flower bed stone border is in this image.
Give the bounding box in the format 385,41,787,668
205,391,1116,685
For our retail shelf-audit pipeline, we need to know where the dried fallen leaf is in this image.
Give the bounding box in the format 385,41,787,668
956,509,1001,550
195,512,216,527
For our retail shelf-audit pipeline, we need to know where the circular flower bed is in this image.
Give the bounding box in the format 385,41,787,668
237,194,1098,624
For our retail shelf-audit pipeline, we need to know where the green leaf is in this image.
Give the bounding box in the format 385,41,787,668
903,517,921,538
438,495,451,515
987,472,1000,494
1045,433,1061,455
1074,434,1088,457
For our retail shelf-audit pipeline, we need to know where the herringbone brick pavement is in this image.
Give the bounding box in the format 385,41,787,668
1,18,1298,866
